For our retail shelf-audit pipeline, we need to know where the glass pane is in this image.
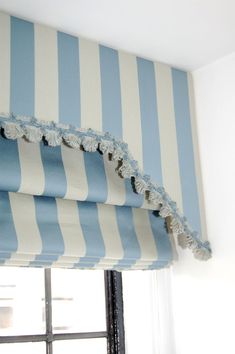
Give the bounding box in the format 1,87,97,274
54,338,107,354
0,341,45,354
51,269,106,333
0,267,45,335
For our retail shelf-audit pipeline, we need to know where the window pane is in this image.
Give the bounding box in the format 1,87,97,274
51,269,106,333
0,342,45,354
0,267,45,335
53,338,107,354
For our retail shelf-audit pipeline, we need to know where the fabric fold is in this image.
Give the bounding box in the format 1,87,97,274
0,191,173,269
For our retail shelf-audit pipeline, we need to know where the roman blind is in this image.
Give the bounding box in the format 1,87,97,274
0,13,211,270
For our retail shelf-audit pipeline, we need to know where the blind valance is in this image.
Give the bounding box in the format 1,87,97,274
0,114,211,270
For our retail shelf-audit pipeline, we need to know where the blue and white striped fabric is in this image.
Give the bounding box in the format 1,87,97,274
0,191,173,269
0,130,173,269
0,12,211,268
0,130,145,208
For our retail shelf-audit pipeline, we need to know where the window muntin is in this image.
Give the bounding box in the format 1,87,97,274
0,267,125,354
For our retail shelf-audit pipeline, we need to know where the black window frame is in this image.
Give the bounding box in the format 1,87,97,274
0,269,125,354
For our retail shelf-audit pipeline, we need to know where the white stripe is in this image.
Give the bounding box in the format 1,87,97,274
95,264,117,270
119,52,143,170
187,72,208,240
80,38,102,131
132,208,158,266
155,62,183,212
18,139,45,195
129,265,152,270
97,203,123,261
52,256,82,264
56,198,86,258
0,12,10,114
50,262,75,268
35,24,59,122
3,259,34,266
5,192,42,265
103,154,126,206
61,144,88,200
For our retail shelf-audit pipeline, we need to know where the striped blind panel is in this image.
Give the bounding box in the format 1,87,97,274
0,13,205,236
0,13,211,268
0,131,173,270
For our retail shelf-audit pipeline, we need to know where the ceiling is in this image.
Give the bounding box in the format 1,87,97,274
0,0,234,71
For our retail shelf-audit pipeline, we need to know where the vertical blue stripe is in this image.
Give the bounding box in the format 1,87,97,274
0,135,21,192
40,143,67,198
84,152,108,203
137,57,162,185
58,32,81,126
171,69,201,233
148,211,173,266
0,192,18,261
99,46,143,206
116,206,141,267
80,151,108,268
10,16,34,116
99,45,122,139
31,196,64,265
76,201,105,267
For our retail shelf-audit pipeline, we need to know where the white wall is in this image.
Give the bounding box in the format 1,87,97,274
171,53,235,354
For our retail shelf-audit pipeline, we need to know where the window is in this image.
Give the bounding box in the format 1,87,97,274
0,267,125,354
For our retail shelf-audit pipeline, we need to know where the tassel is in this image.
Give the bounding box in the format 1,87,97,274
82,136,99,152
159,203,172,218
112,147,124,161
3,122,24,140
134,178,148,194
44,130,62,147
119,161,134,178
25,126,43,143
63,134,81,148
99,140,114,154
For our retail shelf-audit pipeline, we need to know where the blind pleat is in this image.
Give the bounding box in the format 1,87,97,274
0,133,152,209
0,191,173,270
